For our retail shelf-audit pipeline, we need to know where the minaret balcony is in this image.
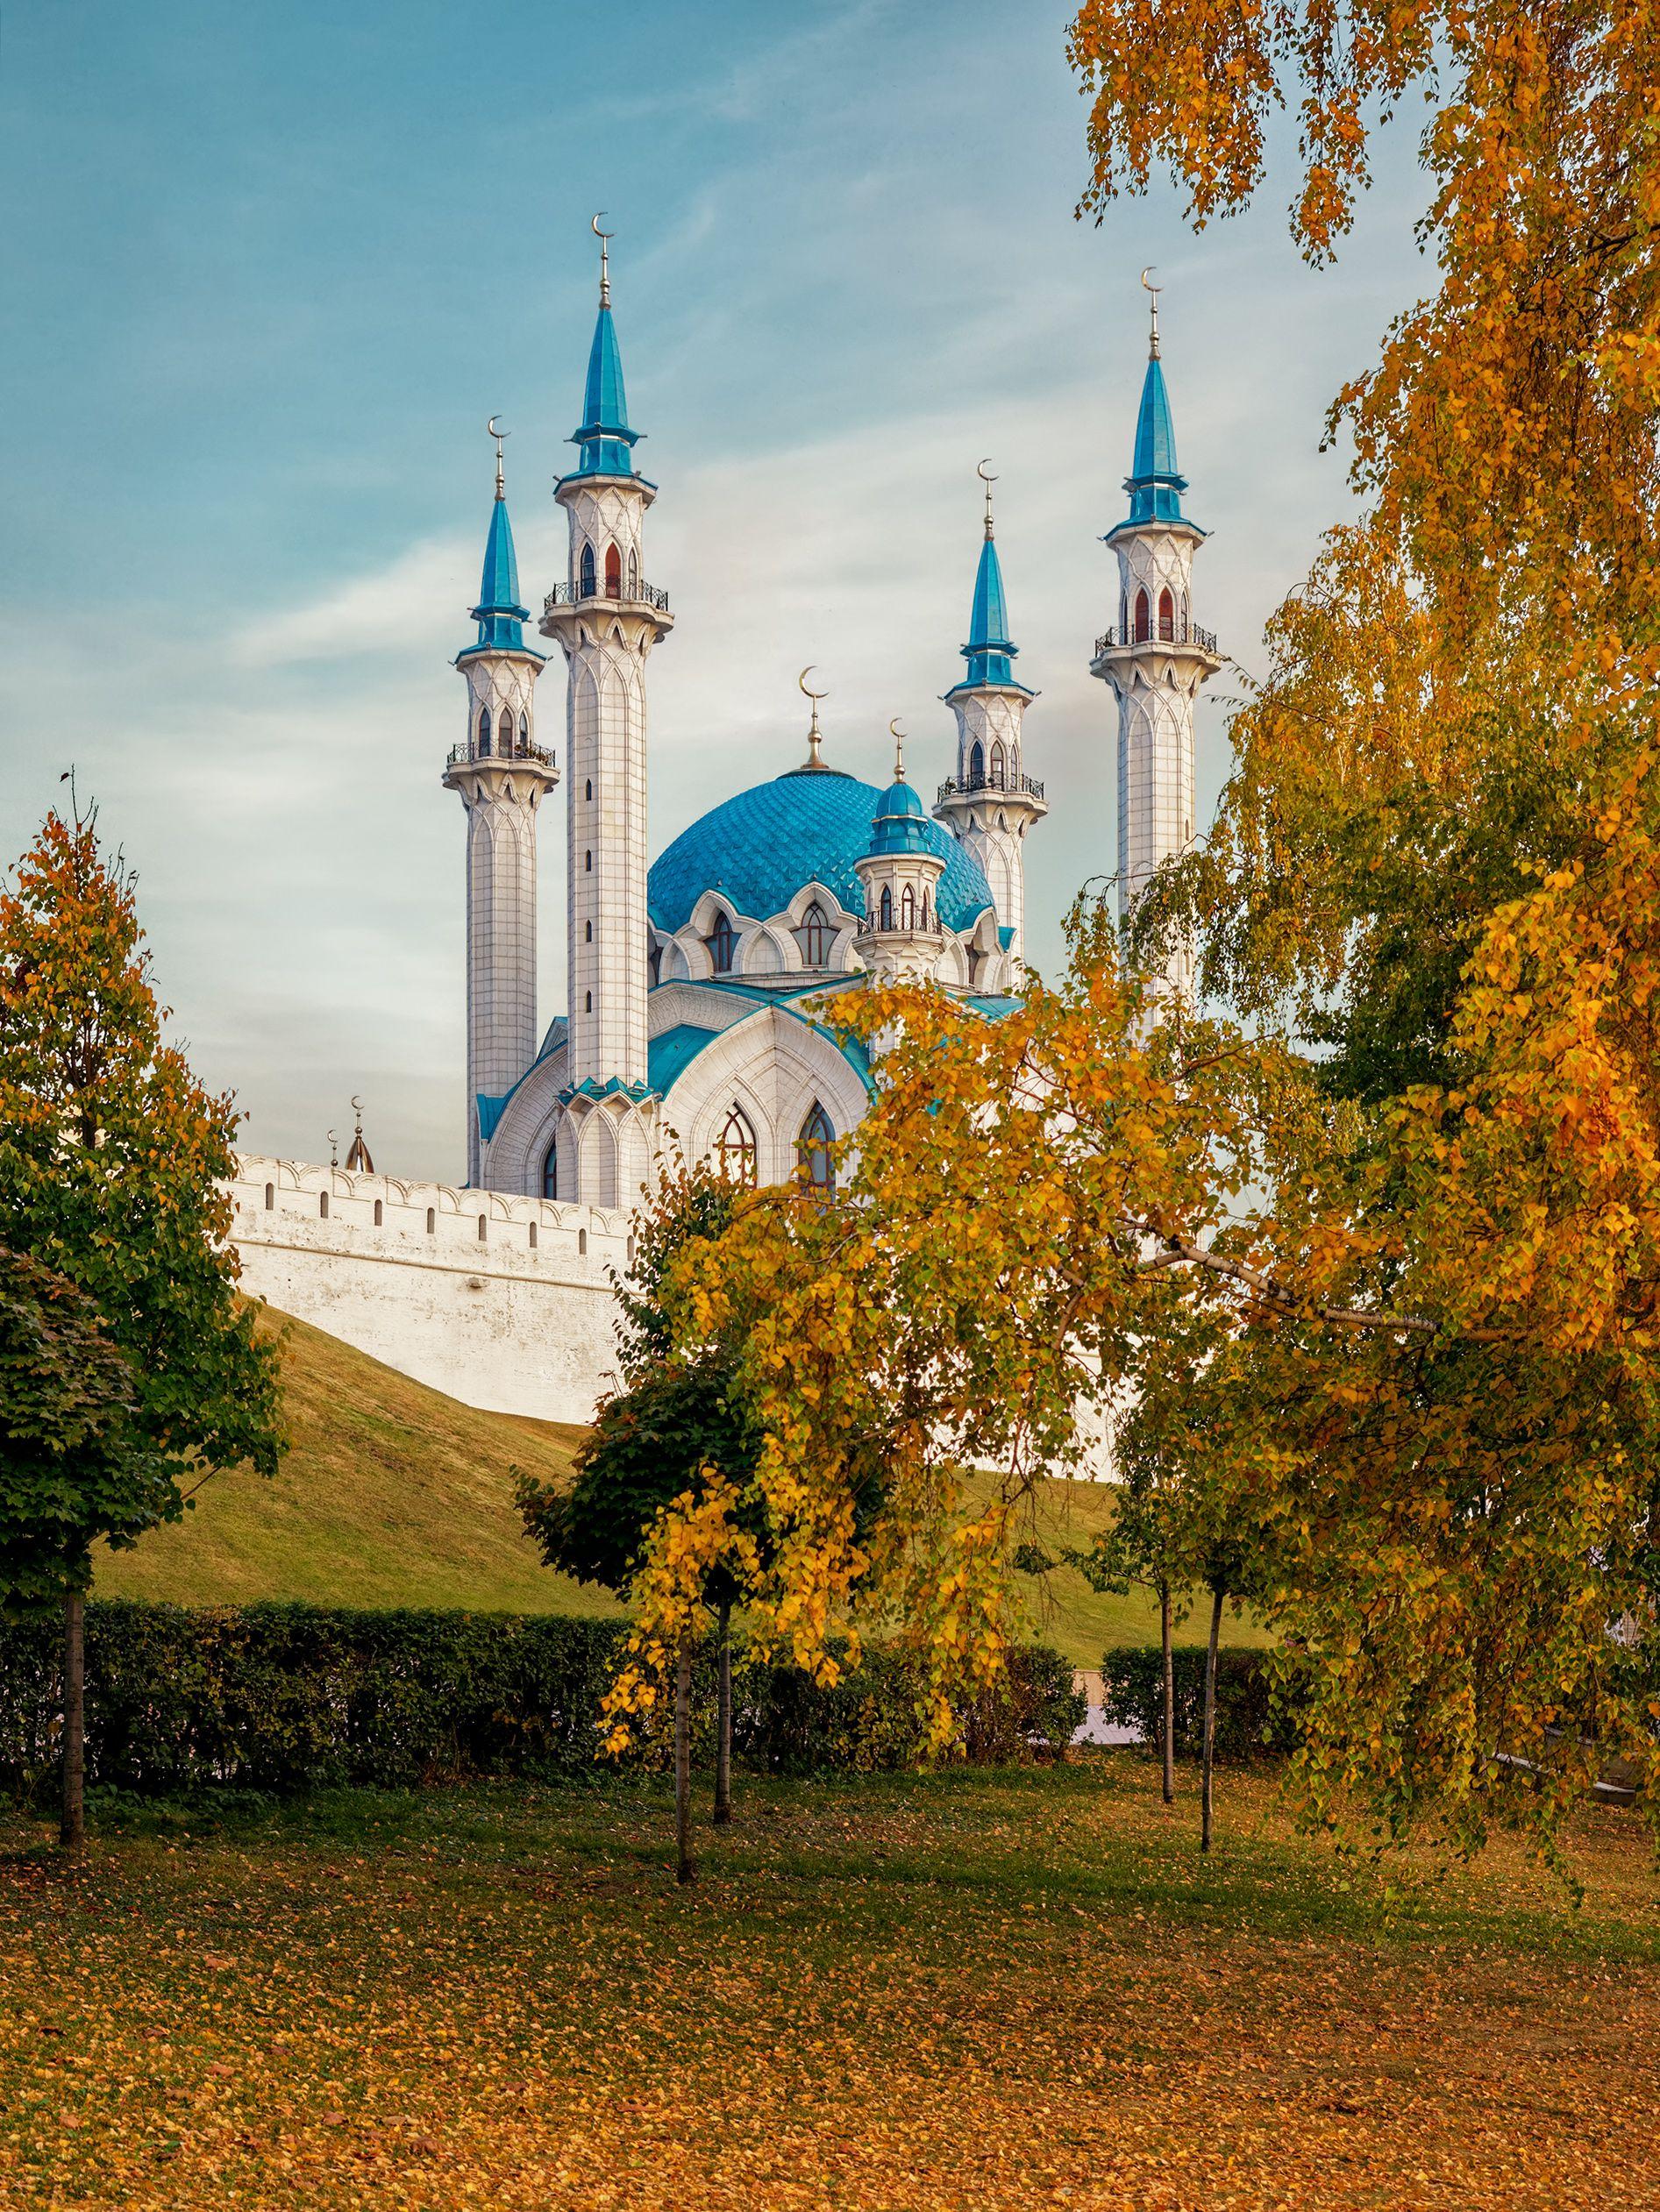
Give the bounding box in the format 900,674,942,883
545,578,671,615
1094,620,1219,656
446,738,556,772
936,770,1046,807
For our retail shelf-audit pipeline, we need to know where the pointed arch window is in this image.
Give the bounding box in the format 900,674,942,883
969,739,985,784
716,1103,759,1186
800,900,831,966
901,884,915,930
604,542,622,597
990,740,1006,788
1158,586,1175,641
518,710,529,754
580,543,596,597
879,885,894,932
707,910,735,973
477,708,492,757
1135,587,1151,642
627,546,638,596
542,1142,558,1200
797,1103,835,1194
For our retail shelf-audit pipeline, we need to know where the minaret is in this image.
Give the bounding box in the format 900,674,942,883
1088,276,1222,999
443,421,556,1186
539,218,673,1206
855,724,948,985
933,462,1045,971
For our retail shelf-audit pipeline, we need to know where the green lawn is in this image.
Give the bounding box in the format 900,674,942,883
94,1305,1250,1665
2,1760,1653,2209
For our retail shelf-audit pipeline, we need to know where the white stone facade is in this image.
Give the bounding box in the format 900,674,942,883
934,684,1045,973
230,1154,627,1423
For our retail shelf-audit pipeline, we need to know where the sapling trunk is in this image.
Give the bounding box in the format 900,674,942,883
674,1633,696,1883
61,1586,86,1853
714,1599,733,1825
1159,1582,1176,1805
1200,1583,1223,1853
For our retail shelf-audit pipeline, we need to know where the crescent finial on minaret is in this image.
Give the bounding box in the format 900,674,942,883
592,211,614,307
487,416,509,499
889,717,907,780
977,457,998,541
1140,265,1162,359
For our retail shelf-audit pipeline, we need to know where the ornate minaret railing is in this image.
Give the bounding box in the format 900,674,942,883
444,417,556,1185
933,459,1045,973
539,217,673,1206
1088,273,1222,1000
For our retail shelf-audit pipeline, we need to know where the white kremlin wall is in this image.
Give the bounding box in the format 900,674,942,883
229,1155,629,1424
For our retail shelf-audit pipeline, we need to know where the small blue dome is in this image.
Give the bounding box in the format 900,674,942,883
648,768,993,935
867,777,933,857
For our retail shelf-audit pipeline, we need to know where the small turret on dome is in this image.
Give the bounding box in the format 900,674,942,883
855,723,947,984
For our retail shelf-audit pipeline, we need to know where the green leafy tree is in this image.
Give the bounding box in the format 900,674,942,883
520,1158,763,1881
0,801,284,1848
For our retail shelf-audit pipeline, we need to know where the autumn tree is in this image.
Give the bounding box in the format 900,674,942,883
1065,0,1660,1852
523,1159,767,1881
0,802,283,1848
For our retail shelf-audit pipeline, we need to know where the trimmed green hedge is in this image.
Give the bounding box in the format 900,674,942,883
0,1601,1085,1797
1100,1644,1295,1762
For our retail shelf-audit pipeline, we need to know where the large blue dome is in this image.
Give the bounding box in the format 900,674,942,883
647,768,994,935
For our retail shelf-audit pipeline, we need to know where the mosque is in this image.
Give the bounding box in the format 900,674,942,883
442,226,1221,1207
231,226,1220,1423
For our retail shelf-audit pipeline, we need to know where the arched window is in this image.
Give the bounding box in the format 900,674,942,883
529,1222,538,1249
578,1227,588,1255
800,900,830,965
585,779,593,801
922,891,932,931
880,885,894,931
584,920,593,942
1158,586,1175,641
716,1103,759,1186
319,1191,329,1220
542,1143,558,1200
969,739,985,784
1120,591,1129,636
585,850,593,872
425,1206,436,1234
584,990,593,1012
263,1183,274,1210
707,910,735,973
1135,587,1151,643
990,741,1006,788
518,711,529,754
373,1199,383,1227
478,708,492,757
797,1103,835,1194
477,1213,488,1241
604,542,622,596
901,884,915,930
627,546,638,595
580,543,596,597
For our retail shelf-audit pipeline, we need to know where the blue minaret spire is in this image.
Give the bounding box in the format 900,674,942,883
569,217,644,480
932,461,1046,975
1122,282,1192,527
465,423,533,654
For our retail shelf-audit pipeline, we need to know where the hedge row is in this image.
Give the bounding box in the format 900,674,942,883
0,1601,1085,1797
1100,1644,1296,1762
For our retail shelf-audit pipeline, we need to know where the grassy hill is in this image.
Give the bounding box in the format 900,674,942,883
97,1308,1262,1663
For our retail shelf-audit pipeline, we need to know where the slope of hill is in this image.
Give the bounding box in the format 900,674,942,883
97,1307,1261,1662
96,1310,621,1619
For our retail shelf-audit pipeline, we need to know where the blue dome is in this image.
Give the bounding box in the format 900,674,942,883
867,777,934,857
648,768,994,935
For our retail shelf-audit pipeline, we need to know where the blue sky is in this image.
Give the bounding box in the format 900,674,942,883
0,0,1431,1182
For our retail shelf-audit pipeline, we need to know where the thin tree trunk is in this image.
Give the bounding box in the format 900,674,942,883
1200,1583,1223,1854
674,1633,696,1884
713,1599,732,1825
61,1587,86,1853
1159,1582,1176,1805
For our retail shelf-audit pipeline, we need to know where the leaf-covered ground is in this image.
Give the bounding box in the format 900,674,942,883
4,1758,1654,2209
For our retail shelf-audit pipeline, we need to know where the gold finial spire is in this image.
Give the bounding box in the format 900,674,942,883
889,718,907,780
487,416,509,499
593,211,614,308
1140,265,1162,359
797,666,830,770
977,458,997,541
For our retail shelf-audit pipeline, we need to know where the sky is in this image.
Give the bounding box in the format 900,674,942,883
0,0,1435,1184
